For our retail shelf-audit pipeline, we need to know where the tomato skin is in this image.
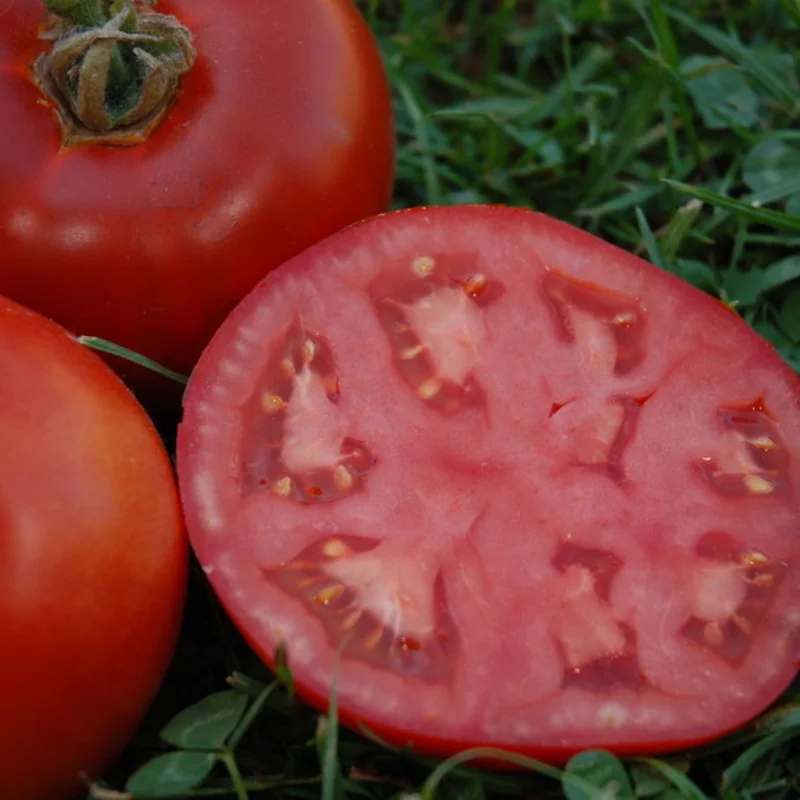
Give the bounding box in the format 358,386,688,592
0,297,187,799
0,0,395,406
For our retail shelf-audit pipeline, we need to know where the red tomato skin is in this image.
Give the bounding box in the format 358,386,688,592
0,0,395,406
0,297,187,799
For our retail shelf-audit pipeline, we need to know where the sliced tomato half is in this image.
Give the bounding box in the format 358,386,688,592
177,206,800,762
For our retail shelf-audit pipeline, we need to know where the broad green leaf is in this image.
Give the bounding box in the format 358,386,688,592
752,43,799,91
662,180,800,233
755,320,792,350
666,8,798,110
743,137,800,192
746,178,800,208
787,191,800,216
562,750,634,800
780,290,800,343
681,54,759,129
160,690,249,750
778,345,800,372
725,255,800,306
125,751,216,797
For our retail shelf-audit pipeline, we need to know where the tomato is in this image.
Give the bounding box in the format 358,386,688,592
0,297,187,799
0,0,395,407
176,205,800,762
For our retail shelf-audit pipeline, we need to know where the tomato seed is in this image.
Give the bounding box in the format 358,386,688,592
417,379,442,400
743,475,774,495
411,256,436,277
302,339,316,363
261,392,286,414
272,477,292,496
314,584,345,605
333,465,354,491
703,621,725,647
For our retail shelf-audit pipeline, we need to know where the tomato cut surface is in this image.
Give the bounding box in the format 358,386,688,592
177,206,800,762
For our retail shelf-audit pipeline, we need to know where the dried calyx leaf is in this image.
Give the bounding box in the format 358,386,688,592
33,0,196,147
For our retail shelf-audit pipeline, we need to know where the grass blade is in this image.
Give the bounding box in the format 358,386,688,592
630,757,709,799
227,680,281,751
419,747,600,800
432,44,611,127
662,179,800,233
582,69,663,203
76,336,189,384
661,198,703,261
319,655,343,800
392,74,443,205
635,206,666,268
636,0,702,163
782,0,800,26
575,184,664,219
723,728,800,790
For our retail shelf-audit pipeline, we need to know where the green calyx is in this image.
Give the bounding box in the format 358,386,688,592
34,0,197,147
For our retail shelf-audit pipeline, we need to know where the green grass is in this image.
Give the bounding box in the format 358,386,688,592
89,1,800,797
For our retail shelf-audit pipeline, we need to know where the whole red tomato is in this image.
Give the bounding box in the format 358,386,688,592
0,0,395,407
0,296,187,800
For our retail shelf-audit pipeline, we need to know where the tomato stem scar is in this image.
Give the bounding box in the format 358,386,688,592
34,0,196,147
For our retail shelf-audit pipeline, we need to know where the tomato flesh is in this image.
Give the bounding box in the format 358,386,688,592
0,297,187,799
177,206,800,761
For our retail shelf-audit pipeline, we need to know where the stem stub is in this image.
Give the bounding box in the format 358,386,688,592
33,0,197,147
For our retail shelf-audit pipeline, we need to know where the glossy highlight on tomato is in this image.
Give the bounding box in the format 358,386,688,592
0,0,395,405
0,297,187,799
177,206,800,763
